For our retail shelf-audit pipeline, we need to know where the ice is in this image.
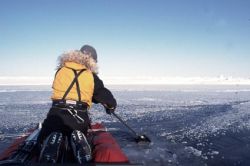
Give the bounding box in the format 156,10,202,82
185,146,202,157
208,151,219,155
1,85,250,165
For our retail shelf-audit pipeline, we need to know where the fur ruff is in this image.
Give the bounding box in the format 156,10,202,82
57,50,98,74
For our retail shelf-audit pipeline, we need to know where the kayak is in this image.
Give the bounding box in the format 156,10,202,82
0,123,140,165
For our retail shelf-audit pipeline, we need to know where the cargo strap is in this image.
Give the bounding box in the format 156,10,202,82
66,107,85,123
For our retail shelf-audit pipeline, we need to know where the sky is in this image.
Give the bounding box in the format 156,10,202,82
0,0,250,84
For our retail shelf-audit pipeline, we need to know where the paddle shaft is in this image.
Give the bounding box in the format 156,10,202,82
112,112,138,136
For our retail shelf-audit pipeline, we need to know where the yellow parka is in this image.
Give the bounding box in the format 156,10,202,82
51,62,94,107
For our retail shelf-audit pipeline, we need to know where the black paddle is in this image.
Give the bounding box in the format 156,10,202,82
111,112,151,143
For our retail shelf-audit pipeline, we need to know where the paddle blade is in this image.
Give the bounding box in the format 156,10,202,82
135,135,151,144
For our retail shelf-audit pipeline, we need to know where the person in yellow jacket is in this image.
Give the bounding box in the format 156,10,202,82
38,45,117,163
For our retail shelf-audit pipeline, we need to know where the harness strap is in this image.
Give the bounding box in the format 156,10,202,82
73,70,81,102
54,68,62,79
62,69,86,101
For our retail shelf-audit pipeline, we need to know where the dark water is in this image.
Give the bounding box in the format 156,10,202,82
0,85,250,166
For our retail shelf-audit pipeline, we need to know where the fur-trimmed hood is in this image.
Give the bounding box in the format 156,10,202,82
57,50,98,74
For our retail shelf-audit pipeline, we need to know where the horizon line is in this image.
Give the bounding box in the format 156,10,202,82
1,76,250,85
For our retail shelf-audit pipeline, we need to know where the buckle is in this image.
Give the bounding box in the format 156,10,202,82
66,100,77,105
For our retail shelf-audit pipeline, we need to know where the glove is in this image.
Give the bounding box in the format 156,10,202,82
106,107,115,115
103,104,116,115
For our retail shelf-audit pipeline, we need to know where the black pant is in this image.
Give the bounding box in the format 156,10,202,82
38,106,91,144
